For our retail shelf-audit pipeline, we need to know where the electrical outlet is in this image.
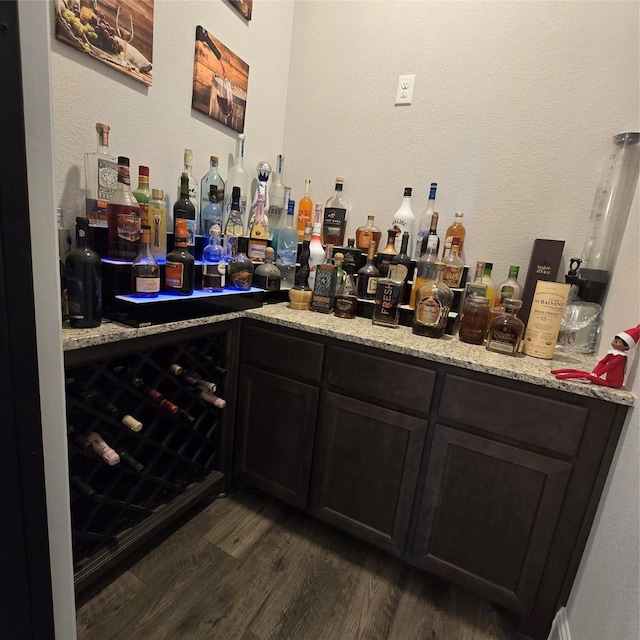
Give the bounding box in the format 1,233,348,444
395,74,415,105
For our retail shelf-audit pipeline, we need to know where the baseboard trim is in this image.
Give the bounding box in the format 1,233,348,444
548,607,572,640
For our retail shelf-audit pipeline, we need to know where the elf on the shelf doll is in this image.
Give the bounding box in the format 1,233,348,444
551,324,640,389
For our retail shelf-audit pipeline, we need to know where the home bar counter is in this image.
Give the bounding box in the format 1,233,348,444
62,303,634,640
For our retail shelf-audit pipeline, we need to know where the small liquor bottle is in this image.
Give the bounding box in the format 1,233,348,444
334,257,358,319
202,224,226,291
149,188,167,262
459,295,490,345
106,156,141,260
200,155,225,224
355,215,382,251
224,186,245,238
132,225,160,297
132,165,152,227
372,268,404,328
275,197,297,290
323,177,349,246
227,236,254,291
415,182,438,257
442,237,464,287
296,179,313,241
412,261,453,338
375,228,398,278
289,223,313,310
85,122,117,225
200,184,223,237
165,218,194,295
486,298,525,355
253,247,281,290
174,171,197,248
391,187,415,257
442,211,466,258
357,241,380,300
410,234,439,308
311,245,337,313
247,191,268,262
66,217,102,328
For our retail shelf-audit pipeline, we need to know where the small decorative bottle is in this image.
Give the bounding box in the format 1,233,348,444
459,294,490,345
486,299,525,355
311,245,337,313
374,228,398,278
253,247,281,291
334,254,358,319
372,267,404,329
165,218,194,295
392,187,415,257
442,237,464,287
323,177,349,246
227,236,254,291
132,225,160,297
289,223,314,310
202,224,226,291
357,241,380,300
355,215,382,251
412,261,453,338
148,188,167,263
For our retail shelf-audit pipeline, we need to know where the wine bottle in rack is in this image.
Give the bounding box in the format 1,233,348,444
200,390,227,408
111,365,180,415
66,380,143,432
119,450,145,473
76,431,120,466
168,364,217,394
70,474,97,498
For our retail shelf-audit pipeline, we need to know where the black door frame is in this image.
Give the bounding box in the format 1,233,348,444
0,2,56,637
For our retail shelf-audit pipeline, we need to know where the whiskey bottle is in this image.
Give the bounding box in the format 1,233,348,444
412,261,453,338
311,245,337,313
335,238,361,274
323,177,349,246
374,228,398,278
66,217,102,328
132,165,152,227
415,182,438,257
227,236,254,291
200,155,225,226
334,258,358,319
443,211,466,258
132,226,160,297
356,241,380,300
85,122,117,226
202,225,226,291
165,218,194,295
486,298,525,355
296,179,313,241
442,237,464,287
174,171,197,248
355,215,382,251
391,187,415,257
409,234,438,308
106,156,141,260
372,267,404,329
253,247,281,290
149,189,167,262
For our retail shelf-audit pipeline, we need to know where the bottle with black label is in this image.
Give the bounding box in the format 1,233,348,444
323,177,349,247
311,245,337,313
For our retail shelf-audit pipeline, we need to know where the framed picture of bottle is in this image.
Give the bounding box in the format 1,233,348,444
54,0,154,86
192,26,249,133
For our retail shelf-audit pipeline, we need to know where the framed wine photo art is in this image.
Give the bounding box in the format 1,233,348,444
192,26,249,133
229,0,252,21
54,0,154,86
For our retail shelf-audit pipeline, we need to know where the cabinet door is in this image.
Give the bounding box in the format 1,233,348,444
410,425,572,616
235,365,319,509
309,392,427,556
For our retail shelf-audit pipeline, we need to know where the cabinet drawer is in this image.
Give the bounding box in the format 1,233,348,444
327,346,435,415
439,374,587,456
241,324,324,382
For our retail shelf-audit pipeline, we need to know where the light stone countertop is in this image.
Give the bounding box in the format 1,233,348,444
62,302,635,407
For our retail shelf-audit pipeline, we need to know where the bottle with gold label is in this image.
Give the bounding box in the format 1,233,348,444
148,188,167,262
442,211,466,258
412,261,453,338
355,215,382,251
374,228,398,278
442,237,464,287
357,241,380,300
486,299,525,355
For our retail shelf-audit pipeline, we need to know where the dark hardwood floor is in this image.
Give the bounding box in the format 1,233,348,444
76,491,518,640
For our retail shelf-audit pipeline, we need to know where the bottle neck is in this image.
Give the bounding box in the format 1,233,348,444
429,212,439,232
235,137,245,166
180,175,190,198
96,125,110,155
117,163,132,189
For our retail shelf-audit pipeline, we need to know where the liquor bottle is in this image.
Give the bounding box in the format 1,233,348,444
227,236,253,291
357,241,380,300
271,186,291,259
442,237,464,287
85,122,117,225
323,177,349,246
200,184,223,237
174,172,197,248
311,245,337,313
268,154,285,234
333,252,346,295
459,295,490,345
253,247,281,290
409,234,439,308
372,268,404,328
392,187,415,257
390,231,413,289
296,179,313,241
66,217,102,328
374,228,398,278
149,189,167,262
224,186,245,238
289,223,313,310
496,266,523,303
481,262,498,308
200,155,225,224
334,255,358,319
80,432,120,466
223,134,249,234
458,261,488,325
486,299,525,355
308,216,325,290
247,191,268,262
132,226,160,297
67,381,142,431
415,182,438,257
249,162,272,232
202,225,226,291
106,156,141,260
176,148,199,222
421,211,440,257
412,261,453,338
443,211,466,258
132,165,152,227
355,215,382,251
334,238,362,275
165,218,194,294
275,197,297,290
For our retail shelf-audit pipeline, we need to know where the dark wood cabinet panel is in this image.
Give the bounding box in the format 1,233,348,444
235,365,319,509
309,392,427,555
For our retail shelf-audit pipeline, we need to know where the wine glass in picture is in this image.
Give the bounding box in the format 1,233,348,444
213,75,234,124
116,4,134,62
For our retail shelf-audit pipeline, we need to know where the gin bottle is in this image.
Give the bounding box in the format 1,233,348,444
85,122,117,226
276,197,298,290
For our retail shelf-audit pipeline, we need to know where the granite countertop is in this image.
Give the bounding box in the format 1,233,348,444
62,303,635,407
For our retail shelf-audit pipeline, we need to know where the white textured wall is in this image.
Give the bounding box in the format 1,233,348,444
52,0,295,226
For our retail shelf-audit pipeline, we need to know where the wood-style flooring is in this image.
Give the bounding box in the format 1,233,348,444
76,491,519,640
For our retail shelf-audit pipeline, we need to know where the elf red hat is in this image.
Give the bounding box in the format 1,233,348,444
616,325,640,349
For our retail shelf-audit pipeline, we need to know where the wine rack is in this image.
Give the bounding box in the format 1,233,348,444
64,323,235,593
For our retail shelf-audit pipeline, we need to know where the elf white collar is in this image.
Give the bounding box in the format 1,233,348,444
606,348,628,357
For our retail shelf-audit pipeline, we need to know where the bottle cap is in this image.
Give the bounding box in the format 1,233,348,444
210,155,218,163
454,211,464,218
468,295,489,305
152,188,164,199
403,187,412,197
96,122,110,132
138,165,149,177
503,298,523,309
117,156,130,166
